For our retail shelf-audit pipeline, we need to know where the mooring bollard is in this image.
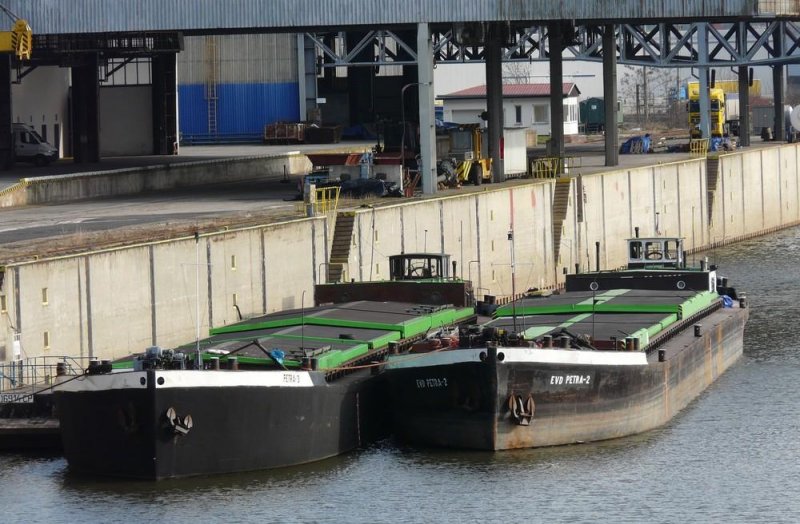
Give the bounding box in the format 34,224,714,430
694,324,702,337
487,343,498,362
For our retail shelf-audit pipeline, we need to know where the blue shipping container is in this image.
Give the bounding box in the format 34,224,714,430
179,82,300,143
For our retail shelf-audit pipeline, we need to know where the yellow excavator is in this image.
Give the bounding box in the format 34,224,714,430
0,5,32,60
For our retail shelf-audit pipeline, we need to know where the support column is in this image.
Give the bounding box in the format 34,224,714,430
486,23,504,182
603,24,619,166
773,25,786,141
72,54,100,163
152,53,178,155
297,34,320,123
548,23,565,166
0,55,12,169
774,69,786,141
738,65,750,147
698,23,710,139
417,23,437,194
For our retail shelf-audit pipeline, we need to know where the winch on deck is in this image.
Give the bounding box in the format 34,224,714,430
133,346,187,371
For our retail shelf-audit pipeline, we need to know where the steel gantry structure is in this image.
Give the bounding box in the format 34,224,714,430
305,19,800,189
307,21,800,68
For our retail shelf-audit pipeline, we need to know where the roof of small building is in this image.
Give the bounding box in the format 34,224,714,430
439,83,581,100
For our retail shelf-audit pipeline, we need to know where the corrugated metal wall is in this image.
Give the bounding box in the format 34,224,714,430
4,0,769,34
178,34,299,142
179,34,296,84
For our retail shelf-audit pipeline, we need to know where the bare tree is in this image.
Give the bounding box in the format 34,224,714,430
502,62,531,84
619,65,682,128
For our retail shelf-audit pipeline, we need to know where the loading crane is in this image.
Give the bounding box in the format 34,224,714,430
0,4,31,60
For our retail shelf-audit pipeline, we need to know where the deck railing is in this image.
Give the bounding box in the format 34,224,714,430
0,356,92,393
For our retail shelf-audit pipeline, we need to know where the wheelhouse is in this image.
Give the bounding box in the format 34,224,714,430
389,253,451,281
627,237,684,269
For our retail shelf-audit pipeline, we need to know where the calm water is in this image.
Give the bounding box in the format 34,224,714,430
2,228,799,524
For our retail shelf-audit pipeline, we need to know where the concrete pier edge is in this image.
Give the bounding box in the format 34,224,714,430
0,152,311,208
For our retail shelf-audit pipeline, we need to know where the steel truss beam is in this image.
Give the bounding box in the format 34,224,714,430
25,32,183,67
308,21,800,68
306,30,416,68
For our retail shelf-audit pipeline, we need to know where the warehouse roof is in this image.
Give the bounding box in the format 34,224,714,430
0,1,775,35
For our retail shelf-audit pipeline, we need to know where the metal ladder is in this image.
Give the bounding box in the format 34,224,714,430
205,36,219,136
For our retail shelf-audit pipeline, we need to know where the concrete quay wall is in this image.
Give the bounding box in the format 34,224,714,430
0,153,312,208
0,218,328,361
1,143,799,362
342,144,800,296
711,145,800,242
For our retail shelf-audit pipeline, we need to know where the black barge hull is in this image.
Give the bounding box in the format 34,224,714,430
56,369,386,479
387,304,747,450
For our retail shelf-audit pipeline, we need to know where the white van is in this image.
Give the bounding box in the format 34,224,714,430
13,123,58,166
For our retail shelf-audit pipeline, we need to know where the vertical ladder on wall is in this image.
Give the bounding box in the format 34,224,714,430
706,156,721,226
205,36,219,137
551,177,573,269
327,212,356,283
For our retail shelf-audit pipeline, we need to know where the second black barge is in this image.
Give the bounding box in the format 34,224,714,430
384,237,749,451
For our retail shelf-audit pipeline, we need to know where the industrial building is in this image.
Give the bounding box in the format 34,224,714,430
439,83,581,136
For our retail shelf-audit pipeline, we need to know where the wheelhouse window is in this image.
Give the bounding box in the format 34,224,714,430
663,239,680,261
644,242,663,260
629,241,643,260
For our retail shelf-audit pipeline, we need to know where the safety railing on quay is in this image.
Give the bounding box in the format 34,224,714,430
689,139,709,157
0,355,94,393
296,186,341,218
528,156,581,179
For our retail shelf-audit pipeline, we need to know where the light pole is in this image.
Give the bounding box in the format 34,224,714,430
508,229,517,334
301,290,306,352
194,231,202,370
468,260,480,286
